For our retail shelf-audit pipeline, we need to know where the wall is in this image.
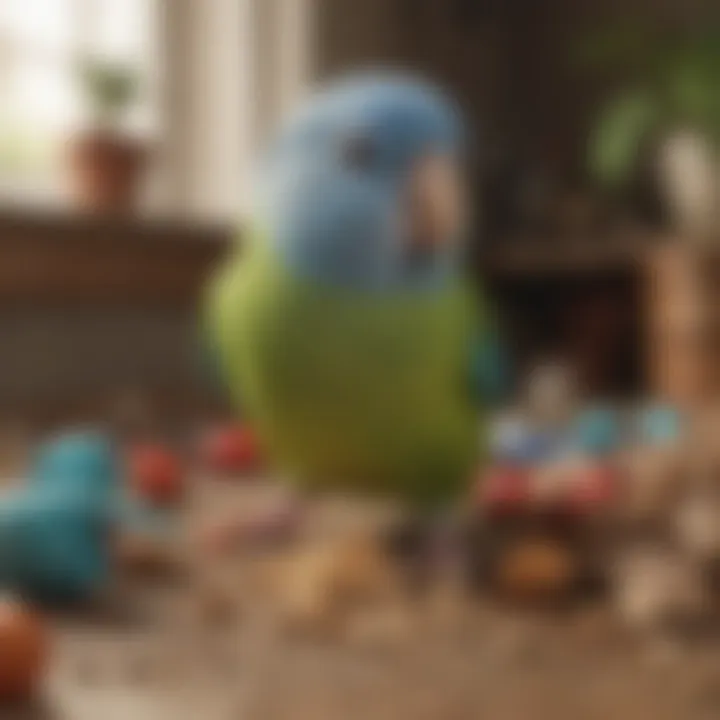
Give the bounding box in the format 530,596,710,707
0,210,229,420
0,308,200,415
314,0,407,76
314,0,509,135
313,0,717,182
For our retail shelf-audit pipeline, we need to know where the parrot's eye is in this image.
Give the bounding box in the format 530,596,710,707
341,134,375,172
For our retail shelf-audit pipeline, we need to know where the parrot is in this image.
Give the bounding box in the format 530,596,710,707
206,74,503,542
0,432,123,604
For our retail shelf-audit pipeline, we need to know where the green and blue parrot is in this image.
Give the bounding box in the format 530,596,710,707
207,74,505,511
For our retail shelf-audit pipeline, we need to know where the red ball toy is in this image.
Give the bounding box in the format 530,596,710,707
200,424,262,474
128,444,184,506
0,598,48,701
564,461,618,515
478,465,531,515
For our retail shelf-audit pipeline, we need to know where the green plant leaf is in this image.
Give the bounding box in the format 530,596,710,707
588,91,659,188
78,59,140,124
665,38,720,140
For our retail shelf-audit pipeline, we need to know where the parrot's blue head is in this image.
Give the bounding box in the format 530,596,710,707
258,73,468,290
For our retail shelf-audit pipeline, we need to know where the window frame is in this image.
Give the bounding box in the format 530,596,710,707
0,0,159,206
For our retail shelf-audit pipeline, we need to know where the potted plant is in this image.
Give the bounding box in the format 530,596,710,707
582,27,719,239
69,60,148,213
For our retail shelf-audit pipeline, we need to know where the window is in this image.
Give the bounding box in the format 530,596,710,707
0,0,157,203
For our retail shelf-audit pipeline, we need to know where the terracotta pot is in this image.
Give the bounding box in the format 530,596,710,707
69,131,148,213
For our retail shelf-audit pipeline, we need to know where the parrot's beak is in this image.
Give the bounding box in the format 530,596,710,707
403,154,465,258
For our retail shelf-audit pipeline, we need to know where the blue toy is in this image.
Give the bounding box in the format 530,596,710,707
0,432,122,604
572,407,622,456
636,404,682,446
490,415,562,464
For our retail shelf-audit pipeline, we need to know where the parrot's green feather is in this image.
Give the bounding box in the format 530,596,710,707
210,230,483,509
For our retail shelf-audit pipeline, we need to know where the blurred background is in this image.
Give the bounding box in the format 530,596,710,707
1,3,720,718
0,0,717,421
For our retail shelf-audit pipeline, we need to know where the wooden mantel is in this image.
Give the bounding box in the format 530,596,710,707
478,229,661,278
0,208,233,306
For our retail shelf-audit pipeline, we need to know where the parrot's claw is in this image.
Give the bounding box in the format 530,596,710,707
381,517,434,594
271,530,404,637
381,514,472,598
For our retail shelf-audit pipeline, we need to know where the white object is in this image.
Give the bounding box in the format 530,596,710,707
674,492,720,558
525,360,578,426
613,547,707,631
657,128,718,239
488,410,531,457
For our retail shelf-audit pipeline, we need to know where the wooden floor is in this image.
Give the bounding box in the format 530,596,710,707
30,594,720,720
3,467,720,720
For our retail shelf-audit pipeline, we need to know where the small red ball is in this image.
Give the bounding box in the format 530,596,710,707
564,462,618,515
128,444,184,506
0,598,48,701
200,424,262,474
478,465,531,515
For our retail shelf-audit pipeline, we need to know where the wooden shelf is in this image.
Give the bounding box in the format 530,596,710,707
0,207,232,306
479,229,662,278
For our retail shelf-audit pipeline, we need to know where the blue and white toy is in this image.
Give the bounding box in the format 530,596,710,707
636,404,683,446
489,413,563,464
572,406,622,457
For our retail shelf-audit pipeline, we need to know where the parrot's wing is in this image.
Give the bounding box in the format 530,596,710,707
203,224,272,412
201,234,245,402
196,310,229,399
471,295,509,407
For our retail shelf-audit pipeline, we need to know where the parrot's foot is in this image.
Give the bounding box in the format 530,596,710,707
380,514,491,638
458,513,497,594
381,514,474,599
265,510,481,643
381,517,434,594
270,530,406,638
